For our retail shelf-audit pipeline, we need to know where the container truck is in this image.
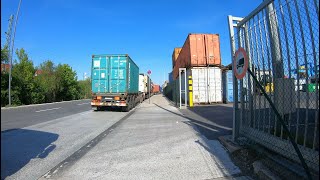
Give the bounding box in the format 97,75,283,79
143,75,152,99
139,73,152,101
91,54,141,111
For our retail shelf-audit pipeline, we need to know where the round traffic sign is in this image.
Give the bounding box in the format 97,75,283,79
147,70,152,75
233,47,249,79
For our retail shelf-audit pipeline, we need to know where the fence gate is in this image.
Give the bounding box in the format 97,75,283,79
228,0,319,176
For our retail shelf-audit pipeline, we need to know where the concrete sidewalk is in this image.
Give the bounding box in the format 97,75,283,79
51,95,248,179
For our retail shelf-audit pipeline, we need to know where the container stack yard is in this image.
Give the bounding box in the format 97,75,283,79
164,33,223,105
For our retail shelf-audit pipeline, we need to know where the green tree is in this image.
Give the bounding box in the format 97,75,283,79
55,64,80,101
1,68,22,106
35,60,58,102
11,48,44,105
1,45,9,64
78,78,91,99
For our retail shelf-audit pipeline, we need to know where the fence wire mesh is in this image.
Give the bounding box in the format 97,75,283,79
231,0,319,173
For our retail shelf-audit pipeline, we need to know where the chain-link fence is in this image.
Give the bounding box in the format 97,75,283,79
228,0,319,176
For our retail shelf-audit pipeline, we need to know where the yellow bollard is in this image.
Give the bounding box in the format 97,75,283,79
188,76,193,107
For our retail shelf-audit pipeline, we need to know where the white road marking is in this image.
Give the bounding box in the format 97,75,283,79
78,110,92,116
77,102,90,106
1,99,90,110
35,107,61,113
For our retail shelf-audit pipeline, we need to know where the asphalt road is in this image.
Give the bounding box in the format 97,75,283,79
1,99,91,131
41,95,242,179
1,100,130,180
180,103,233,140
1,96,246,179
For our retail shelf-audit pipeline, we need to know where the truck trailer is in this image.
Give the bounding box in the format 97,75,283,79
91,54,141,111
139,73,153,100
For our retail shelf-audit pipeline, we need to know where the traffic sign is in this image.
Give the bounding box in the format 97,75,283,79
233,47,249,79
147,70,152,75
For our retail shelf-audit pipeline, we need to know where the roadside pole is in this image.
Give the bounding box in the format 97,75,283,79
149,74,151,104
147,70,152,104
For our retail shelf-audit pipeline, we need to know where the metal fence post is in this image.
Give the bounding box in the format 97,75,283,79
228,15,243,141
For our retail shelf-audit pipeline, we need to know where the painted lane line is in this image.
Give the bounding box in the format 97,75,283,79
1,99,90,110
77,103,90,106
78,110,92,116
35,107,61,113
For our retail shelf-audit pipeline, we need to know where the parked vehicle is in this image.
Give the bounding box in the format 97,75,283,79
139,73,153,100
91,54,141,111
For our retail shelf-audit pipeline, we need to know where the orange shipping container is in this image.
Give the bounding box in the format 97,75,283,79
172,47,182,68
176,33,221,69
173,53,186,80
152,84,160,93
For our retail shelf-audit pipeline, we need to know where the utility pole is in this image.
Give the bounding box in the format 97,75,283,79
9,0,22,106
5,15,14,64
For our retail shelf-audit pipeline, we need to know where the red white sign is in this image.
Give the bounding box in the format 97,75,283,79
233,47,249,79
147,70,152,75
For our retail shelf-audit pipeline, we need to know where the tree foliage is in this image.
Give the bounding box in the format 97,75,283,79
55,64,80,101
1,45,9,64
78,78,91,99
1,47,91,106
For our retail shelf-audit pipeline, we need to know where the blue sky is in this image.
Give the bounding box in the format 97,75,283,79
1,0,262,85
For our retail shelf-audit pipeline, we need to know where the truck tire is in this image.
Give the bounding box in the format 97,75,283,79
129,97,134,110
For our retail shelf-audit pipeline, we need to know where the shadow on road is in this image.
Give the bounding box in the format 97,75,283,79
153,103,232,140
188,105,233,129
1,129,58,179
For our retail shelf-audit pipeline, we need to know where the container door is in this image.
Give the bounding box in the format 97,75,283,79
192,68,208,103
110,56,127,93
208,67,222,103
92,56,108,93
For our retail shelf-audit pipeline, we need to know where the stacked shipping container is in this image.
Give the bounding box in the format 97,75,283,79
168,71,173,83
167,33,223,104
181,67,222,104
172,48,182,68
152,84,160,94
222,70,240,103
173,34,221,80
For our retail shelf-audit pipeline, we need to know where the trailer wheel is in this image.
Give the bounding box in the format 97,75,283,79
129,98,133,110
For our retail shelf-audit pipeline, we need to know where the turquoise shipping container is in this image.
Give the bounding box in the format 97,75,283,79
91,54,139,94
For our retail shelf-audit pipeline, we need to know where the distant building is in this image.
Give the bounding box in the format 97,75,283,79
1,64,10,73
34,69,43,76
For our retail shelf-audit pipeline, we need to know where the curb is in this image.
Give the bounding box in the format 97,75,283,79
252,161,281,180
218,135,242,153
